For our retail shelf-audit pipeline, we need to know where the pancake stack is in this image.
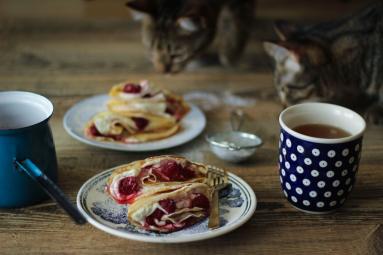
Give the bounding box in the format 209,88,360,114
106,155,212,233
85,80,190,143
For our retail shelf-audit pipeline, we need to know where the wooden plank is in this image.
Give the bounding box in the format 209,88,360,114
0,0,374,21
0,4,382,254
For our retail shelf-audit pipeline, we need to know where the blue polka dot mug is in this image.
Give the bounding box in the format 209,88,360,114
279,103,366,213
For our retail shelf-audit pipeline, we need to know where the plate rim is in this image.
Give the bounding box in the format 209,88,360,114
63,94,206,152
76,166,257,243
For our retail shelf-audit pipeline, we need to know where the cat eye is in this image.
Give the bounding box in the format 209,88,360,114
176,17,203,35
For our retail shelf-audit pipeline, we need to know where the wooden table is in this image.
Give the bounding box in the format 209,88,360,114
0,8,382,255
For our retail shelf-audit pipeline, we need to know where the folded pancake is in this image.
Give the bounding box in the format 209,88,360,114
108,80,190,121
106,156,208,204
85,111,179,143
128,183,211,233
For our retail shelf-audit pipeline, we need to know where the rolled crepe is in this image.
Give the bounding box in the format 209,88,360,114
128,182,211,233
108,80,190,121
84,111,179,144
106,156,208,204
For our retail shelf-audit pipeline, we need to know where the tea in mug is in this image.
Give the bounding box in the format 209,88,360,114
293,124,351,139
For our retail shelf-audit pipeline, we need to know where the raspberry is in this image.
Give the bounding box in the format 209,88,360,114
123,83,142,93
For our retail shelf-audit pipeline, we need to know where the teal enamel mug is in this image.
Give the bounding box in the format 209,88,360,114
0,91,58,208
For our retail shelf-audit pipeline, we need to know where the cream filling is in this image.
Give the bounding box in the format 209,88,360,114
111,101,168,116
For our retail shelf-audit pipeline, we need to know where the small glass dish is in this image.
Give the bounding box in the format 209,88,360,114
206,110,263,163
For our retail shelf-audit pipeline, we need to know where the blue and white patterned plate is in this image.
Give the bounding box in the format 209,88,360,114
63,94,206,151
76,167,257,243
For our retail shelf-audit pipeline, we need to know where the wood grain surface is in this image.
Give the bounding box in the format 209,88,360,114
0,1,382,254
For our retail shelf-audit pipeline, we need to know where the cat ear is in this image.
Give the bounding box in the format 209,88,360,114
263,42,302,71
274,20,300,41
177,17,204,33
265,41,327,67
126,0,156,16
264,42,296,61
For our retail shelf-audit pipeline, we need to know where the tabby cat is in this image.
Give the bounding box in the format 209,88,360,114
126,0,255,73
264,2,383,124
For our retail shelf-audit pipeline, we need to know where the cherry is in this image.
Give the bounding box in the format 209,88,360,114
145,208,165,226
118,176,140,196
123,83,142,93
159,160,183,180
165,107,174,115
147,160,196,181
145,199,176,226
159,199,176,214
89,124,101,136
191,193,210,210
132,117,149,131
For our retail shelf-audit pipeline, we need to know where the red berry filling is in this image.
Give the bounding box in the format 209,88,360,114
145,193,209,232
191,193,210,210
118,176,140,196
89,124,101,136
144,160,195,182
123,83,142,93
131,117,149,131
88,124,124,141
165,107,174,115
145,199,176,226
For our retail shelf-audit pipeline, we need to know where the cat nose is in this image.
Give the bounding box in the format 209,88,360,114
164,63,172,73
154,61,172,73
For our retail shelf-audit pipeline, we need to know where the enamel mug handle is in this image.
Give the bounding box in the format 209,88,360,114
15,159,86,225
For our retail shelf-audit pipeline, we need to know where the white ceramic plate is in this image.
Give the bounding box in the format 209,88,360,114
77,166,257,243
63,94,206,151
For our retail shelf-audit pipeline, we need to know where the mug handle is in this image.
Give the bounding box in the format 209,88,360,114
14,159,86,225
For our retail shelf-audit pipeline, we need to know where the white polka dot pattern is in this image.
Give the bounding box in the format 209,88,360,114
319,160,328,168
279,130,361,212
284,161,290,169
335,161,342,167
296,166,304,174
312,149,320,156
311,170,319,177
302,179,311,186
295,187,303,195
309,191,317,198
327,150,336,158
317,181,326,188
